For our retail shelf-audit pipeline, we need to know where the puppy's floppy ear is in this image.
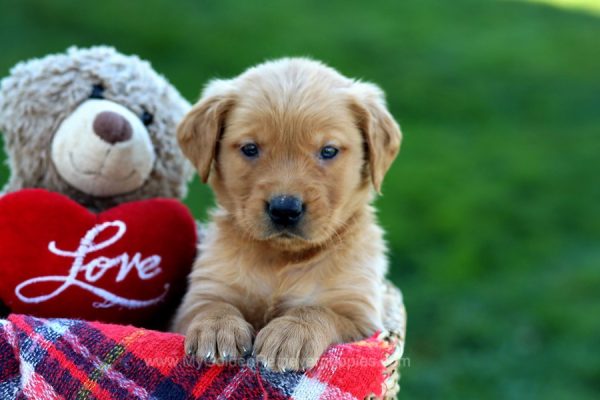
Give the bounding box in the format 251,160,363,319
347,82,402,193
177,80,235,183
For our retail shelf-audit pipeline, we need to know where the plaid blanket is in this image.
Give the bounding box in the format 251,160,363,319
0,314,395,399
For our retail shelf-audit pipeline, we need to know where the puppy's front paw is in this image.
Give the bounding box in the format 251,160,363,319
254,316,330,371
185,315,254,363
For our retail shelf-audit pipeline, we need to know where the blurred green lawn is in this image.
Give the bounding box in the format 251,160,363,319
1,0,599,398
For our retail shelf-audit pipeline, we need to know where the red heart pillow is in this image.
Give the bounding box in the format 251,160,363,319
0,189,197,326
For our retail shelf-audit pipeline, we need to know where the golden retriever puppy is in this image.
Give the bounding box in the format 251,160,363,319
172,58,401,371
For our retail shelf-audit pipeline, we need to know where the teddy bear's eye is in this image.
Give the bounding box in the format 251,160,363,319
141,111,154,126
89,84,105,99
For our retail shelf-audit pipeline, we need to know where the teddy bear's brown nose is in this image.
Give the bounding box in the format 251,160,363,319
92,111,133,144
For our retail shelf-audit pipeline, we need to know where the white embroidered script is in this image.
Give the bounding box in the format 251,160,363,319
15,220,168,309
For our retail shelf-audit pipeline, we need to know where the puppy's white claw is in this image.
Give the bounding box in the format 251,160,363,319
242,346,252,357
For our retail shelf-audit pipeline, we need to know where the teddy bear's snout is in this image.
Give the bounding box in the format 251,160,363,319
50,99,157,197
93,111,133,144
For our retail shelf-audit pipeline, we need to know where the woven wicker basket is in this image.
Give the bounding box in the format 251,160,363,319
365,281,406,399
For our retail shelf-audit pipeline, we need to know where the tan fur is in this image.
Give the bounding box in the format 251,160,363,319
172,58,401,371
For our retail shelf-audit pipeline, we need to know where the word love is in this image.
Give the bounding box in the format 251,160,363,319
15,220,168,309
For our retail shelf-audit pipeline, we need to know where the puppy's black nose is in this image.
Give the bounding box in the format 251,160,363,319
267,195,304,227
93,111,133,144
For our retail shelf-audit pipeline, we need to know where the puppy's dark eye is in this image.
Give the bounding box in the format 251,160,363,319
319,145,339,160
141,111,154,126
240,143,259,158
90,84,105,99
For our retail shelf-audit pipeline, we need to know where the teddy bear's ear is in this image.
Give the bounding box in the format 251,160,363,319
177,80,236,183
346,81,402,194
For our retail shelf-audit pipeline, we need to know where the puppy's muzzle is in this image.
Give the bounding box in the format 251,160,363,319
267,195,304,228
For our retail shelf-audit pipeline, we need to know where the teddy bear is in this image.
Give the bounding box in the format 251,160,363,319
0,46,194,209
0,46,198,328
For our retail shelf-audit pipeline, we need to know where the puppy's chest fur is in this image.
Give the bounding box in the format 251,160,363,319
191,218,388,331
196,240,329,330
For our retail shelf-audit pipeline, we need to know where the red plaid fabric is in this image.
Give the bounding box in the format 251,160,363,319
0,314,395,399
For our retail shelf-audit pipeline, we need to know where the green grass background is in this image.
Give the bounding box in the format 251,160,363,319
1,0,599,398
